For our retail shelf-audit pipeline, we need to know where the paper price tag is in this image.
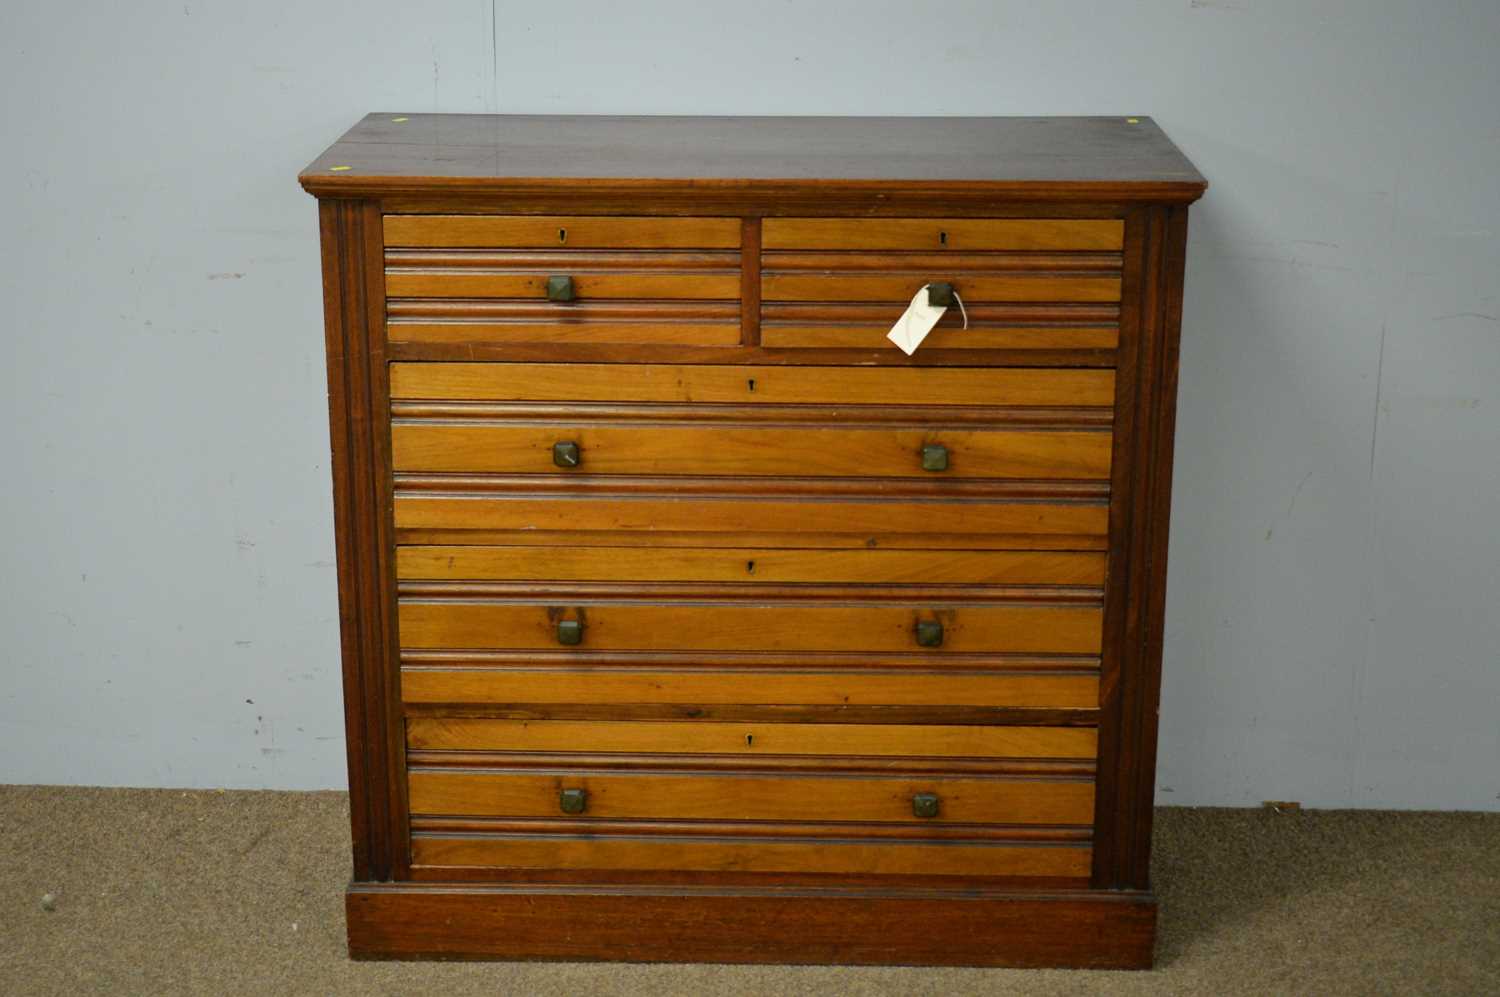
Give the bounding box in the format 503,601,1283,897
886,286,948,355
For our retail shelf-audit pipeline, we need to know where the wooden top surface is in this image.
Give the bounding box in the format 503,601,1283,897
299,114,1205,202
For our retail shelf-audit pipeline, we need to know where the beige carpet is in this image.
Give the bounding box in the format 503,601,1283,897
2,786,1496,995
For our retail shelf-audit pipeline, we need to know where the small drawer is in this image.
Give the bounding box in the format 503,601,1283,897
407,768,1094,825
383,214,742,348
760,217,1123,352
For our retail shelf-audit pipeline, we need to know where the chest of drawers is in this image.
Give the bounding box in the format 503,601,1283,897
300,114,1204,968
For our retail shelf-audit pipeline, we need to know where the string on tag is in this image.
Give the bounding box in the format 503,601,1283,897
952,290,969,330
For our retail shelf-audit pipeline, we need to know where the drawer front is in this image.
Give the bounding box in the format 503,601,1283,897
393,423,1112,480
409,835,1091,879
384,215,742,347
397,601,1103,654
393,495,1108,548
408,769,1093,825
396,545,1106,586
391,362,1116,407
399,668,1098,709
405,717,1094,879
406,718,1098,759
761,217,1123,351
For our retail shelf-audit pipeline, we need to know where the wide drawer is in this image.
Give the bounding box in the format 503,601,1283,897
408,768,1093,825
761,217,1123,352
392,422,1112,480
397,601,1103,654
406,718,1098,759
384,215,742,347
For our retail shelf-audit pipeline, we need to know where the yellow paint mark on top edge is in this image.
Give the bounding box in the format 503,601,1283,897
1125,117,1140,124
392,116,409,122
329,165,352,172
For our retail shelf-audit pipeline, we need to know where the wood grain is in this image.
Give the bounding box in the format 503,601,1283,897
395,545,1107,586
396,602,1103,654
384,214,742,248
762,218,1124,251
385,271,740,300
398,669,1100,709
393,495,1110,539
410,835,1091,878
762,273,1121,304
390,424,1112,479
388,362,1117,407
345,882,1159,967
407,769,1094,824
405,718,1099,758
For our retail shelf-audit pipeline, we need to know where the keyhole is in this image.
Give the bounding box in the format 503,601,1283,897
747,378,756,392
746,734,754,747
746,560,756,574
558,227,567,243
939,230,948,246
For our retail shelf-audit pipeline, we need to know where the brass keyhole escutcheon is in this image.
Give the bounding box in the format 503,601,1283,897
558,227,567,243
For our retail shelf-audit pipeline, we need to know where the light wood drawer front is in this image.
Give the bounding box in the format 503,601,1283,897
392,423,1111,480
397,546,1106,586
390,362,1116,408
384,215,741,348
408,769,1094,825
761,217,1121,351
410,834,1091,879
762,218,1123,252
406,718,1098,759
400,668,1098,709
398,602,1102,654
387,215,741,249
393,496,1108,548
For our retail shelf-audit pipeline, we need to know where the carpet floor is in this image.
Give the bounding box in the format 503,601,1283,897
1,786,1495,995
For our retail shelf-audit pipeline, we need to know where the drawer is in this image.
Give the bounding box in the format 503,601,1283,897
393,495,1109,548
396,545,1107,586
407,768,1094,825
399,667,1099,709
392,422,1112,480
390,362,1117,408
397,601,1103,654
409,834,1091,879
760,217,1122,351
406,718,1099,759
383,215,741,347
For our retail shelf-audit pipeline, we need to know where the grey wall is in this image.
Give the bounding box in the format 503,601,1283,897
2,2,1496,807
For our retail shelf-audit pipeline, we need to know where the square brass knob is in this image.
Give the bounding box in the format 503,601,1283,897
559,788,588,814
553,441,581,468
556,619,584,645
920,443,949,472
926,282,956,307
912,793,940,819
546,274,576,302
915,620,944,647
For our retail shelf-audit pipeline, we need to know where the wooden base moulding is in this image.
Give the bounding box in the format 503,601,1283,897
346,883,1158,968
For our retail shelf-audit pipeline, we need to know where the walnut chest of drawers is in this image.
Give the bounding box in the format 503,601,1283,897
299,114,1205,968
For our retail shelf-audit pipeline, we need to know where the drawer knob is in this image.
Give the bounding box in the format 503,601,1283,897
546,274,576,302
920,443,949,472
552,441,582,468
915,619,944,647
912,792,940,819
926,282,956,307
556,619,584,645
559,788,588,814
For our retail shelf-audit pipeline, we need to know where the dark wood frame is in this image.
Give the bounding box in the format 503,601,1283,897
309,119,1201,965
